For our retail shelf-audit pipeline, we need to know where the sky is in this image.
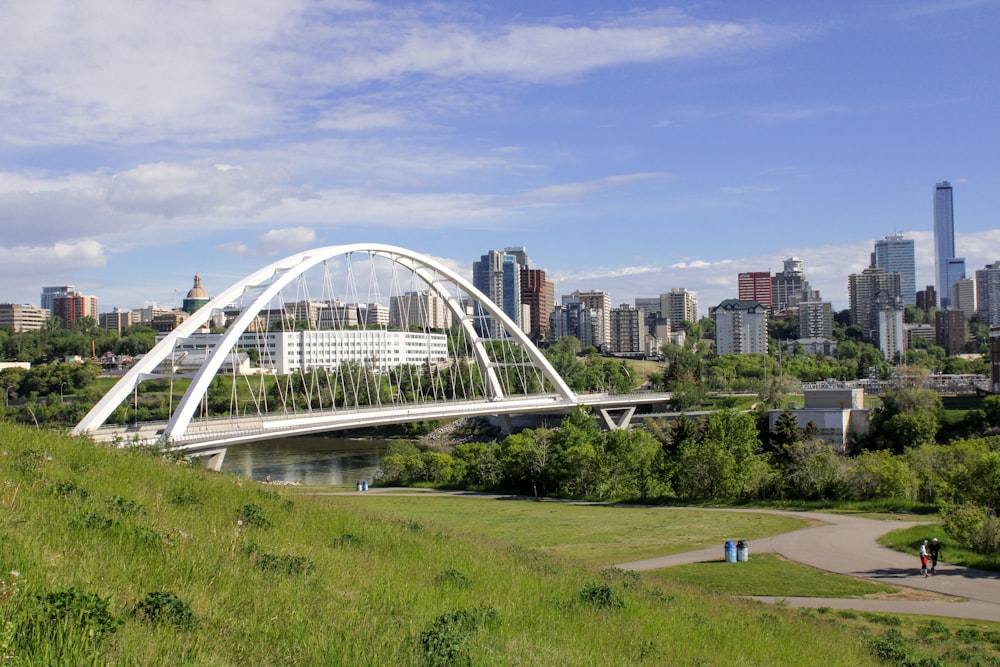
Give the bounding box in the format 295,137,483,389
2,0,1000,317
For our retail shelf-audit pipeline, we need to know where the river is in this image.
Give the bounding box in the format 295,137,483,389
219,435,393,485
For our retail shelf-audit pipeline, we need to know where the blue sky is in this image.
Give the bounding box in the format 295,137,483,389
2,0,999,315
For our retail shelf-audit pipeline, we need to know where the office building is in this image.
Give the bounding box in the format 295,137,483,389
0,303,47,332
99,308,133,335
661,288,698,327
934,181,966,307
608,304,642,356
976,261,1000,327
872,234,916,305
714,299,768,355
738,271,772,312
950,278,976,320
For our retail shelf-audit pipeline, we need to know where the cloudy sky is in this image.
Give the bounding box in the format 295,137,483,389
2,0,999,315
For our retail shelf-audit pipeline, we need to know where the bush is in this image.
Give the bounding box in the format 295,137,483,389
941,502,1000,554
36,587,120,642
578,582,624,609
237,503,271,529
256,553,315,576
418,606,499,667
132,591,197,629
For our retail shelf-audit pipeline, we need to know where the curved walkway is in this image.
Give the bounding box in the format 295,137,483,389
616,509,1000,622
340,489,1000,622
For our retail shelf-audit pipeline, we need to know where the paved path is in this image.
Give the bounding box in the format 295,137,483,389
337,490,1000,621
616,508,1000,621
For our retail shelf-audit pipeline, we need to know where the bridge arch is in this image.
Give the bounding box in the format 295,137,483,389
74,243,576,443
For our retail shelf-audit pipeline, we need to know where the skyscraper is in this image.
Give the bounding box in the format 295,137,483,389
976,261,1000,327
872,234,916,306
934,181,966,308
738,271,772,312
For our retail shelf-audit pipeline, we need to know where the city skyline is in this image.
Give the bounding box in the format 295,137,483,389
2,1,1000,314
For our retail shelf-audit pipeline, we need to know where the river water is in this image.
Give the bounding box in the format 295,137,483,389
219,436,392,485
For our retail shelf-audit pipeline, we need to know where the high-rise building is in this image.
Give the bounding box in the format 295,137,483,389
847,267,902,341
51,291,98,328
738,271,773,312
99,307,133,335
549,302,599,348
878,309,906,362
563,290,611,347
798,299,834,340
771,257,808,312
714,300,768,355
520,268,552,341
472,249,525,336
950,278,976,320
934,181,967,308
916,285,937,313
872,234,916,306
609,304,642,355
40,286,74,313
661,288,698,327
936,309,966,356
976,261,1000,327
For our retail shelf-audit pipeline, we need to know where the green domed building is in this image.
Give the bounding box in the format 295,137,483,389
182,274,211,314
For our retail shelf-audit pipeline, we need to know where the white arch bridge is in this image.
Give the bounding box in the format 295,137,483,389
73,244,671,468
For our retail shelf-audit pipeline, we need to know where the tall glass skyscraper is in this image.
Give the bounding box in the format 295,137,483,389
872,234,916,306
934,181,965,308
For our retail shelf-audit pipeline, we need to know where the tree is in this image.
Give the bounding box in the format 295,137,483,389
870,387,941,453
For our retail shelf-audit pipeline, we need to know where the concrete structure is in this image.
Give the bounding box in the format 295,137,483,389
934,181,963,308
608,304,642,356
877,308,905,362
976,261,1000,327
182,275,211,314
847,266,902,340
151,310,189,332
661,288,698,327
738,271,772,312
936,309,966,356
0,303,47,332
768,388,870,452
950,277,976,320
714,299,768,355
51,291,98,328
788,337,837,356
905,324,936,349
389,291,452,330
872,234,916,306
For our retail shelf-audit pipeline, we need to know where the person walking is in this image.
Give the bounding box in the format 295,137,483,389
928,537,941,574
919,539,930,577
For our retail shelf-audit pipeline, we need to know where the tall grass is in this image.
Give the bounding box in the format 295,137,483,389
0,422,888,665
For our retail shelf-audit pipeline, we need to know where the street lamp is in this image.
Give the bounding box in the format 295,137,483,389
59,382,67,403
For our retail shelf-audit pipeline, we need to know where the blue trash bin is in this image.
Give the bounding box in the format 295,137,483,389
724,540,736,563
361,480,368,491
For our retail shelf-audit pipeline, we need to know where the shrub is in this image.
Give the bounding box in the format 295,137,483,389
169,491,200,507
578,582,624,609
237,504,271,529
49,480,88,500
132,591,197,629
256,553,315,576
36,587,120,642
418,606,499,667
105,495,144,515
435,569,470,587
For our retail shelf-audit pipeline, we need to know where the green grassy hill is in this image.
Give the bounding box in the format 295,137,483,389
0,422,887,665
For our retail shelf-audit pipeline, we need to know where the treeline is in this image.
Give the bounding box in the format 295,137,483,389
378,405,1000,554
0,317,157,363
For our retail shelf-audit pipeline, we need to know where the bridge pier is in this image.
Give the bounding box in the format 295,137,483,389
597,407,636,431
187,448,228,472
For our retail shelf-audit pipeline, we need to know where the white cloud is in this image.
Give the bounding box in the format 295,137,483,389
218,226,318,257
